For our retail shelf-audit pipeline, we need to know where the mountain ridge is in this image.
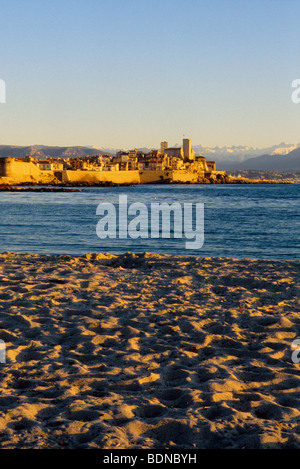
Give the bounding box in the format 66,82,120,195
217,148,300,171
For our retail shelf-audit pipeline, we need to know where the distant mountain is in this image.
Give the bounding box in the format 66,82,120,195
192,142,300,163
217,148,300,171
0,145,112,159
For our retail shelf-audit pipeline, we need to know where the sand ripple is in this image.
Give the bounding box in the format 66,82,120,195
0,251,299,449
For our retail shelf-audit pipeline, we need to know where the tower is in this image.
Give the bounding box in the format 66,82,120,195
160,141,168,154
183,138,192,160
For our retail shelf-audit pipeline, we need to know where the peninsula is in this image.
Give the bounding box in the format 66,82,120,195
0,137,227,186
0,138,290,187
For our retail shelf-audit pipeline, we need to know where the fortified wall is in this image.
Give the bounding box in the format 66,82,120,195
0,158,56,185
63,169,226,184
0,157,226,186
61,169,140,185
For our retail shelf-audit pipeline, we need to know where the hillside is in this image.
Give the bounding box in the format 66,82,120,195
0,145,110,160
217,148,300,171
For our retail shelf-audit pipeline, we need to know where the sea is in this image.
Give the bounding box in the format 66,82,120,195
0,184,299,260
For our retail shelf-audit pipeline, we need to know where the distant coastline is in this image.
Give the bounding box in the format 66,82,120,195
0,137,227,187
0,177,295,191
0,137,298,188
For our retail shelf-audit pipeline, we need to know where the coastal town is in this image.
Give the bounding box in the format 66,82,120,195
0,138,230,186
0,137,295,188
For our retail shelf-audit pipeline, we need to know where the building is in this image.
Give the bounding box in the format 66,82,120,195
164,147,184,159
206,161,216,171
194,156,208,172
38,161,52,171
43,161,64,171
183,138,195,161
160,141,168,154
169,157,184,170
162,138,195,161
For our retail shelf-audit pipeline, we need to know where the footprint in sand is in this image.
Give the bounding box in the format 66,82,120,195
135,404,167,419
158,388,193,409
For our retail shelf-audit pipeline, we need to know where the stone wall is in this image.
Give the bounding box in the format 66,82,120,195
139,170,167,184
0,158,227,186
1,158,56,184
171,170,204,183
62,169,140,185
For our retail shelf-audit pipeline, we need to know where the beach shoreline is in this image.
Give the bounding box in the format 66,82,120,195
0,251,299,449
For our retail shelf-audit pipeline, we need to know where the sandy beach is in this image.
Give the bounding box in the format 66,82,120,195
0,251,299,449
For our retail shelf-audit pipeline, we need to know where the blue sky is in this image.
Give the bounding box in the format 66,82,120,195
0,0,299,149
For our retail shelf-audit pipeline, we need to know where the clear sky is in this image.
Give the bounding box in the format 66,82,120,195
0,0,299,149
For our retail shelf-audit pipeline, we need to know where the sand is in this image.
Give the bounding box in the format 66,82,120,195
0,251,299,449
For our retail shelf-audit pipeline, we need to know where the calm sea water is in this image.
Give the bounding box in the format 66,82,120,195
0,184,299,260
